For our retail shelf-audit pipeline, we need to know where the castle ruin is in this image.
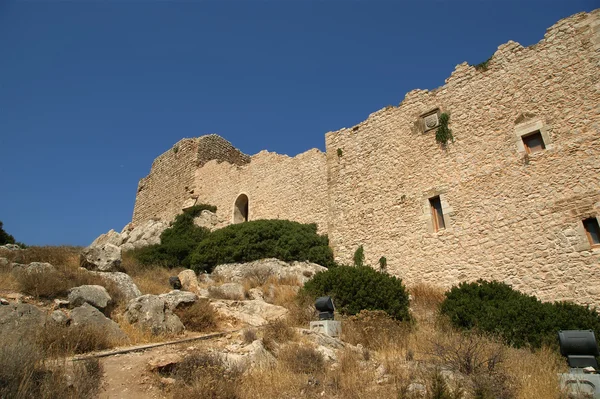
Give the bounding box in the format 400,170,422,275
133,10,600,306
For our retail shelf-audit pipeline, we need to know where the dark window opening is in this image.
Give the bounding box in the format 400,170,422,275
233,194,249,224
429,196,445,232
522,131,546,154
583,217,600,248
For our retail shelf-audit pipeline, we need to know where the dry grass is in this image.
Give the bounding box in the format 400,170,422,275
163,351,242,399
0,245,82,267
174,299,218,332
0,335,103,398
343,310,412,352
36,323,117,356
121,251,183,295
113,314,174,345
261,319,297,353
278,343,324,374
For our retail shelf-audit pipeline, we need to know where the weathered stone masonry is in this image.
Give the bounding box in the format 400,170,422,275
132,10,600,306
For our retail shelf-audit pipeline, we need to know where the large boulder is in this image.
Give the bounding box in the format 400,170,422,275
212,258,327,285
80,243,123,272
211,300,288,327
125,295,184,335
68,285,112,312
120,219,168,252
158,290,198,311
71,303,127,342
178,269,200,292
90,229,123,247
89,271,142,301
0,303,46,338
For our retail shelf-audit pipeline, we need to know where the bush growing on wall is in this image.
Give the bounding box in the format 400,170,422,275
131,204,215,268
189,219,334,273
301,265,411,321
440,280,600,349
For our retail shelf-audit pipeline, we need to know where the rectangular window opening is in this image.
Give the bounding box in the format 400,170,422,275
429,196,445,232
522,131,546,154
583,217,600,248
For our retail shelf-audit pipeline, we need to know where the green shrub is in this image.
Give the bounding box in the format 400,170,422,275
131,204,215,268
301,265,411,321
435,113,454,145
0,221,16,245
440,280,600,349
189,219,334,273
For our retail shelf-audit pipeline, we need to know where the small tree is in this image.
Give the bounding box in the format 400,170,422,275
0,221,16,245
353,245,365,267
435,113,454,145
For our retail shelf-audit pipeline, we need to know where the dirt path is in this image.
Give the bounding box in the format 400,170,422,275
99,349,166,399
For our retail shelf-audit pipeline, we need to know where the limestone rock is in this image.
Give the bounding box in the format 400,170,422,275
212,258,327,285
51,310,70,325
178,269,199,292
80,243,123,272
158,290,198,311
208,283,245,300
147,353,183,373
125,294,184,335
120,219,168,251
90,229,123,247
0,303,46,338
0,244,22,251
71,303,127,342
54,298,70,308
68,285,112,312
0,298,8,305
247,288,264,301
211,300,288,326
0,257,8,267
89,271,142,301
193,210,219,230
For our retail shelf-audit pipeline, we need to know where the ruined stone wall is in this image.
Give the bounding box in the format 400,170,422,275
194,149,328,232
132,135,251,225
133,138,199,224
325,10,600,306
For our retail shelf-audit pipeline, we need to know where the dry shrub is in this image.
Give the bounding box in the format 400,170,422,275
0,336,103,399
262,319,296,352
37,323,116,356
2,246,81,268
168,351,241,399
410,283,446,324
0,256,18,292
426,367,464,399
503,345,566,399
14,267,70,298
278,343,324,374
284,292,317,327
343,309,411,351
430,330,515,398
240,367,312,399
174,299,217,332
244,268,273,286
328,348,376,399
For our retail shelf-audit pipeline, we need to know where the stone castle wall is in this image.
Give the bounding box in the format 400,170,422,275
131,10,600,306
325,10,600,305
195,149,328,231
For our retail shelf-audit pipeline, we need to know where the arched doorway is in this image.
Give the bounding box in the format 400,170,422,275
233,194,249,224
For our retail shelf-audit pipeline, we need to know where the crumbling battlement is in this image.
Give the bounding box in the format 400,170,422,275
131,10,600,307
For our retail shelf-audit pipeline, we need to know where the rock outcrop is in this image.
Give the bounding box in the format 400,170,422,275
71,303,127,342
212,258,327,285
89,271,142,301
68,285,112,312
0,303,46,338
80,243,123,272
125,294,184,335
211,300,288,327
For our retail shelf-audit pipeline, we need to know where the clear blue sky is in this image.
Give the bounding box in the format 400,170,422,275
0,0,595,246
